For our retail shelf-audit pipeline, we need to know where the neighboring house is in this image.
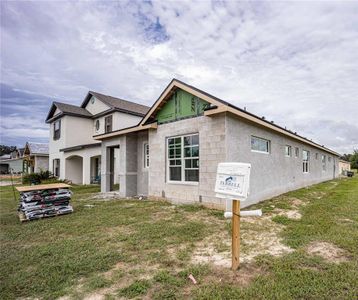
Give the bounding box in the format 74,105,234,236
93,79,340,208
45,91,150,184
23,142,49,173
0,143,48,174
0,151,23,173
338,159,351,175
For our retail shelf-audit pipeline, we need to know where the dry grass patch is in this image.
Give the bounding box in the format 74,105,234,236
306,241,350,264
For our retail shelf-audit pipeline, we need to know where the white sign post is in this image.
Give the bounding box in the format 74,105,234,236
215,162,251,270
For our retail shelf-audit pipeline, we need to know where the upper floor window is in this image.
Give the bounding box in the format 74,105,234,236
105,115,113,133
328,156,331,162
251,136,270,153
295,147,299,158
95,120,100,131
144,143,149,168
302,150,310,173
53,120,61,140
285,145,292,157
315,153,318,160
322,155,326,171
167,133,199,183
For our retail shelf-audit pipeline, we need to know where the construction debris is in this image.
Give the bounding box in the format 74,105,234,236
17,185,73,221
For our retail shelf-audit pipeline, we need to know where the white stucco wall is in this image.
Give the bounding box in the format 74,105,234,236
63,146,101,184
49,115,100,183
84,96,110,115
94,112,142,135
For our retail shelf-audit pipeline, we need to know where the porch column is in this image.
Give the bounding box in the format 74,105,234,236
101,144,111,193
82,156,91,185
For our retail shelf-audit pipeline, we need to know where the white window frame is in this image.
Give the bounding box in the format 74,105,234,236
295,147,299,158
166,133,199,185
302,150,310,173
144,143,149,168
53,120,61,140
285,145,292,157
251,136,270,154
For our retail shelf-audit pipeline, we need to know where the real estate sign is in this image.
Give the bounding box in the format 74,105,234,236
215,162,251,201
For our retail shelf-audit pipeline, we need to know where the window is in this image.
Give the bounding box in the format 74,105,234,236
295,147,299,158
105,115,113,133
95,120,100,131
167,134,199,183
322,155,326,171
251,136,270,153
285,145,292,157
91,96,95,104
144,143,149,168
53,120,61,140
53,159,60,177
315,153,318,160
328,156,331,162
302,150,310,173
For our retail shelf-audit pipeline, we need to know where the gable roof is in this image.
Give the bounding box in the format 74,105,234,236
81,91,150,117
94,78,340,156
24,142,49,155
46,101,92,123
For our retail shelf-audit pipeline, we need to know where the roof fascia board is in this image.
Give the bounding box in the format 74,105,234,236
92,108,146,119
46,112,92,124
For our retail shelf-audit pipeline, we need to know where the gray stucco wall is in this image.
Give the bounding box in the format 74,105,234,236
101,132,149,197
136,131,149,196
225,114,339,207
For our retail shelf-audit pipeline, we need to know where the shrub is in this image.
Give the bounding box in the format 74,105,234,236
22,170,54,184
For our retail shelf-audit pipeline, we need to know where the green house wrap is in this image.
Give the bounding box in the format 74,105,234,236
156,89,210,124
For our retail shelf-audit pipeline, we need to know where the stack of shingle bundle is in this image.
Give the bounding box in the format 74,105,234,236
16,183,73,221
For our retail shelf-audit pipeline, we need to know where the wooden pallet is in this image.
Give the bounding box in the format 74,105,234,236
18,211,72,223
16,183,71,192
18,212,28,223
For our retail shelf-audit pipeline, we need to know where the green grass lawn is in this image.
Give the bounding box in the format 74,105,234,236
1,176,357,299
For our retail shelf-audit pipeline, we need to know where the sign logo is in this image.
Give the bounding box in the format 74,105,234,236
215,163,251,201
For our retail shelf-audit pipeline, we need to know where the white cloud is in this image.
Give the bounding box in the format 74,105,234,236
1,1,358,153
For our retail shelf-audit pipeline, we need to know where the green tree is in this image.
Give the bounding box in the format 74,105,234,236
350,149,358,169
0,145,17,156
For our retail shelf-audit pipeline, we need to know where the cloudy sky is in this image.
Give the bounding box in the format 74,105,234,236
1,1,357,154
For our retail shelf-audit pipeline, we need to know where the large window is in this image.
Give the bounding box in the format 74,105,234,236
322,155,326,171
302,150,310,173
285,145,292,157
53,120,61,140
105,115,113,133
251,136,270,153
167,134,199,183
53,159,60,177
144,143,149,168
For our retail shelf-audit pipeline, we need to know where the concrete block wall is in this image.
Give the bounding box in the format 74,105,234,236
148,114,227,209
225,114,339,207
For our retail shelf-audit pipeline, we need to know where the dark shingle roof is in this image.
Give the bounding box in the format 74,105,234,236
87,91,150,116
54,102,92,117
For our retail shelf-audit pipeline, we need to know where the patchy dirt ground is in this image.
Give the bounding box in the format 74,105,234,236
306,241,350,263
